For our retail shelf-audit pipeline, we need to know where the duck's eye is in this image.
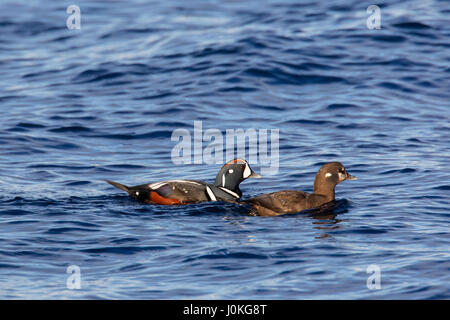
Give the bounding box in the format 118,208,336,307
228,169,234,174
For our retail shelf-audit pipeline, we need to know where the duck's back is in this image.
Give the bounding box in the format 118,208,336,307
245,190,312,216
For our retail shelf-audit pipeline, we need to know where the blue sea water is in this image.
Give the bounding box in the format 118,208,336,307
0,0,449,299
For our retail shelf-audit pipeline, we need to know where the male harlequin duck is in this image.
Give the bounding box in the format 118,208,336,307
106,159,261,205
242,162,357,216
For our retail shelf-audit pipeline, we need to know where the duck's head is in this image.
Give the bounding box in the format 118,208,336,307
214,159,261,191
313,162,357,196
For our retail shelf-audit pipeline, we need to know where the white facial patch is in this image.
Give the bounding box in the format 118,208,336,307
325,172,332,178
338,172,346,180
135,191,139,196
222,174,226,187
243,162,251,178
228,169,234,174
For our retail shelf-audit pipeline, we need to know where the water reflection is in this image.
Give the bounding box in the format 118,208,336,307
308,200,349,239
223,199,350,241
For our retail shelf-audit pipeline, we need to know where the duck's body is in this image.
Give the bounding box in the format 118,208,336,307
106,159,260,205
243,162,356,216
245,190,333,216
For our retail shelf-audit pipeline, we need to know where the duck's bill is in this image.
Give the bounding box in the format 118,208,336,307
346,174,357,180
249,171,262,179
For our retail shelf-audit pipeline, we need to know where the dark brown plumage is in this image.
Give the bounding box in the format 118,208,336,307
243,162,357,216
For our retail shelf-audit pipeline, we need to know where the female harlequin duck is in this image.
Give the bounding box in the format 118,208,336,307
105,159,261,205
242,162,357,216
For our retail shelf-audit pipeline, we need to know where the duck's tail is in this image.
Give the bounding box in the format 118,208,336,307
105,180,131,194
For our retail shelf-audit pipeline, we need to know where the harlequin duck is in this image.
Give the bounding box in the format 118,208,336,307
242,162,357,216
105,159,261,205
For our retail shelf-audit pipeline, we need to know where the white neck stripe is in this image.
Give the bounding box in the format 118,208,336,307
205,186,217,201
219,187,239,198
